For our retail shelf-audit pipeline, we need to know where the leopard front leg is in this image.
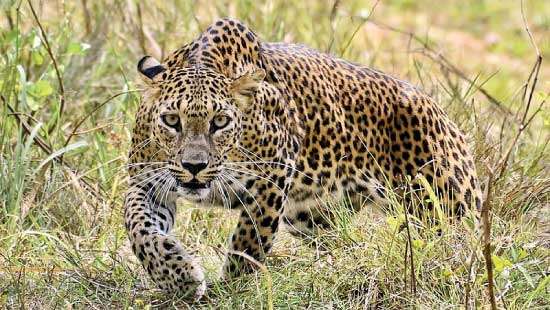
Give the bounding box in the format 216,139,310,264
223,178,287,277
124,182,206,299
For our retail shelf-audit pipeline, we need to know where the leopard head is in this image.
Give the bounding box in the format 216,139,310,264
137,56,266,202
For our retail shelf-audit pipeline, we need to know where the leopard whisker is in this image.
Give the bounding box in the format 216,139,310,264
221,173,270,251
223,166,286,199
217,174,262,243
235,147,300,185
214,179,231,209
131,167,170,183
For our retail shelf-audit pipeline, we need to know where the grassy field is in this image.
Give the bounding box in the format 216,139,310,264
1,0,549,308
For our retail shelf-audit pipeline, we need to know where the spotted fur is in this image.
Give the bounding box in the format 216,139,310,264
124,18,481,298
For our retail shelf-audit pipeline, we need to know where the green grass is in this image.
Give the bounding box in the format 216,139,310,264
1,0,549,308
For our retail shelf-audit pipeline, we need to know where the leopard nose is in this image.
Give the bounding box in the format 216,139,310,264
181,161,208,175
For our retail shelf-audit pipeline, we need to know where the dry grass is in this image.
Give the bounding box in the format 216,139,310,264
1,0,548,308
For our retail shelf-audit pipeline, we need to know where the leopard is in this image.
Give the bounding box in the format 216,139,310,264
124,18,482,299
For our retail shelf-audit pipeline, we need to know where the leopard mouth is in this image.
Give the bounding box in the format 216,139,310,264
176,178,211,190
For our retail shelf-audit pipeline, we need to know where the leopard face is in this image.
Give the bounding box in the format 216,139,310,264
138,57,265,202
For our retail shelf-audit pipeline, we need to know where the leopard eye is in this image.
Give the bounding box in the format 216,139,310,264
161,114,181,130
211,115,230,132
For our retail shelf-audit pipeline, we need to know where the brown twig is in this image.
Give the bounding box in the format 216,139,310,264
464,247,477,309
326,0,341,53
63,90,139,148
5,99,53,155
368,20,516,119
135,2,147,56
339,0,380,57
495,0,544,181
403,201,417,297
481,2,544,309
4,9,14,30
27,0,66,132
80,0,92,35
481,169,497,310
7,112,41,126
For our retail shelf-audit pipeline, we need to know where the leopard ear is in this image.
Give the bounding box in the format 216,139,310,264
230,69,266,100
137,56,166,85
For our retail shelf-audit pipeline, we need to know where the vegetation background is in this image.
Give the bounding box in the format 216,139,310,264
0,0,548,308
